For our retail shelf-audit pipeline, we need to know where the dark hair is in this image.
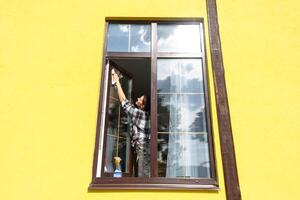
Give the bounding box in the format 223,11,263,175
142,94,150,113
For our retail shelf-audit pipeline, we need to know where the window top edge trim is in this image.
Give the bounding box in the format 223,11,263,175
105,17,204,22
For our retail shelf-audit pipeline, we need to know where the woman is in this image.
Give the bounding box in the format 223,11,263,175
112,72,150,177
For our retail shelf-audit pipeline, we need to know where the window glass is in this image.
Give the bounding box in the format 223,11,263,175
158,94,206,132
157,133,210,178
104,72,132,173
157,24,201,53
157,59,204,93
107,24,151,52
130,25,151,52
157,59,210,178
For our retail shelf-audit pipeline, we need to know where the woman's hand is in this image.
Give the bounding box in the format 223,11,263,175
112,71,126,102
112,73,120,84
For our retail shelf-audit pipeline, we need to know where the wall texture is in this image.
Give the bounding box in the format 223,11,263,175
0,0,299,200
217,0,300,199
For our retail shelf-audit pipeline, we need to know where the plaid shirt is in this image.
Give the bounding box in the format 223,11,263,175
121,99,150,147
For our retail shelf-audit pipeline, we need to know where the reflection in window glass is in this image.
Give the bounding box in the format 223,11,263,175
107,24,129,52
130,25,151,52
157,59,210,178
157,59,204,93
158,133,210,178
158,94,206,132
107,24,151,52
157,24,202,53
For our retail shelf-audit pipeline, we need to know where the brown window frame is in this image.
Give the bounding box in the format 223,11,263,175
89,18,219,190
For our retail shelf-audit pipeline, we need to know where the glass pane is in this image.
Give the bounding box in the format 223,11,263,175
107,24,129,52
107,96,119,136
107,24,150,52
157,24,201,53
104,134,116,172
157,58,210,178
120,74,132,101
117,136,131,173
109,87,119,101
110,68,132,100
104,135,131,173
130,25,151,52
181,60,204,93
104,69,132,174
158,94,206,132
157,60,180,93
157,133,211,178
157,59,204,93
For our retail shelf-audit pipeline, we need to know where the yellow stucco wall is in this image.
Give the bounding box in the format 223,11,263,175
217,0,300,200
0,0,299,200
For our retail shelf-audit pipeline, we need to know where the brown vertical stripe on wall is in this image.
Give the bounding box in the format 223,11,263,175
206,0,242,200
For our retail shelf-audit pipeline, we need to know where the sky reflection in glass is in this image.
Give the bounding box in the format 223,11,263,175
157,24,201,53
107,24,150,52
157,59,204,93
157,58,210,178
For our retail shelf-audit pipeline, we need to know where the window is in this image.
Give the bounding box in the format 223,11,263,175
90,19,217,190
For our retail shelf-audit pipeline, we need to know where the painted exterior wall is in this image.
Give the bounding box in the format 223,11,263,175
217,1,300,199
0,0,299,200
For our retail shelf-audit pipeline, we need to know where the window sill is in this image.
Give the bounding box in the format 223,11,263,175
89,178,219,191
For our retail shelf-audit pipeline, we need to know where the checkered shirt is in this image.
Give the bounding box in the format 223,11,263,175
121,99,150,147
